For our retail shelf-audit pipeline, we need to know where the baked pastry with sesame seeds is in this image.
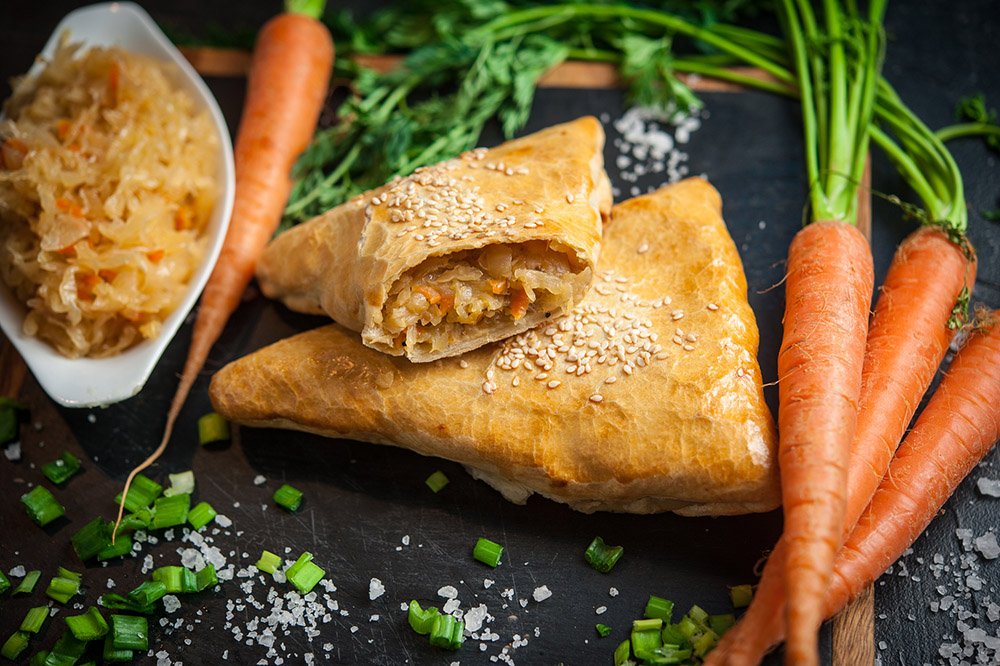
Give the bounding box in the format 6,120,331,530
256,117,611,362
212,177,779,516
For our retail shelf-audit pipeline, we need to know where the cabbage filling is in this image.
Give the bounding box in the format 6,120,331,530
382,240,584,355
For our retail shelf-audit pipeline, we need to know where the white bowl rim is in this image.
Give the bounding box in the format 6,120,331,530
0,2,235,408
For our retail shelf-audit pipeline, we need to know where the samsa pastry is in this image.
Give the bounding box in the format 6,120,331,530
257,116,612,362
213,178,779,516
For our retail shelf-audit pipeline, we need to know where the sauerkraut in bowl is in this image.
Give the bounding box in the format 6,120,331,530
0,34,218,358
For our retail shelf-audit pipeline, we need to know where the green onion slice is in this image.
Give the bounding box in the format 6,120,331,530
710,613,736,636
660,623,687,646
163,470,195,497
97,531,133,561
151,493,190,529
30,650,50,666
20,606,48,634
196,564,218,592
46,630,87,665
187,501,217,531
595,623,612,637
114,509,151,534
473,537,503,568
198,412,230,445
21,485,65,526
645,595,674,623
65,607,109,641
584,536,624,573
102,634,132,662
128,581,167,607
41,451,81,485
255,550,282,574
425,470,449,493
408,600,439,635
1,631,30,660
630,626,664,660
152,566,197,594
99,594,155,614
0,570,8,594
729,583,754,609
111,614,148,651
114,474,162,512
428,613,464,650
46,568,82,604
613,639,631,666
692,630,717,657
14,570,41,595
72,517,112,561
0,397,25,446
273,484,303,511
286,552,324,594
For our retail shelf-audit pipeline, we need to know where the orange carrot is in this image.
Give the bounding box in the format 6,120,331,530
776,219,873,665
112,1,334,535
709,226,974,666
509,286,529,320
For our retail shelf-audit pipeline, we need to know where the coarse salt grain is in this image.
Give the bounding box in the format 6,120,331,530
369,578,385,600
532,585,552,602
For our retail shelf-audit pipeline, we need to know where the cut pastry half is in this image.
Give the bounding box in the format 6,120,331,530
213,178,780,516
256,116,612,362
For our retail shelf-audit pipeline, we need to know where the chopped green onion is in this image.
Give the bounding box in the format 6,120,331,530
613,639,631,666
630,626,663,660
687,604,710,630
128,581,167,607
41,451,82,485
98,594,155,614
729,583,753,609
65,607,108,641
198,412,230,444
21,485,65,526
151,493,190,529
633,618,663,633
692,630,717,658
187,501,217,531
20,607,48,634
163,470,195,497
46,630,87,665
407,600,439,635
0,570,8,594
114,509,151,534
97,531,132,561
428,613,464,650
114,474,162,512
584,536,624,573
472,537,503,568
273,484,303,511
0,397,25,445
152,566,197,594
644,595,674,623
255,550,282,574
286,552,324,594
660,623,687,646
102,634,132,662
675,615,700,641
1,632,29,660
196,564,218,592
110,615,148,651
30,651,50,666
72,517,111,561
642,645,693,663
709,613,736,636
425,470,449,493
595,623,612,637
13,570,41,595
46,568,82,604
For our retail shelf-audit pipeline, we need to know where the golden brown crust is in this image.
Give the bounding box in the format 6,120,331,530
214,178,779,515
255,117,611,362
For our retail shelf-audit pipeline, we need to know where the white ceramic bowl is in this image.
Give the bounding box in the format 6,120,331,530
0,2,235,408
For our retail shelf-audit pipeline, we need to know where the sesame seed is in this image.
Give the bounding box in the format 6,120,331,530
589,394,604,403
512,377,520,387
547,380,561,389
683,344,695,351
535,373,548,381
566,193,575,203
671,310,685,321
604,376,617,384
655,351,669,360
707,303,719,311
637,242,650,254
673,336,683,345
685,333,697,342
459,360,469,369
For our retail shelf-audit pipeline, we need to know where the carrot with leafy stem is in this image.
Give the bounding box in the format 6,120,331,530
763,1,885,663
112,0,334,536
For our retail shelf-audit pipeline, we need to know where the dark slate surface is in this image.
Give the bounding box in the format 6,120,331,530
1,2,998,665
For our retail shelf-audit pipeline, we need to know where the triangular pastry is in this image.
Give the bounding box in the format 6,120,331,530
256,117,612,362
212,178,779,516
